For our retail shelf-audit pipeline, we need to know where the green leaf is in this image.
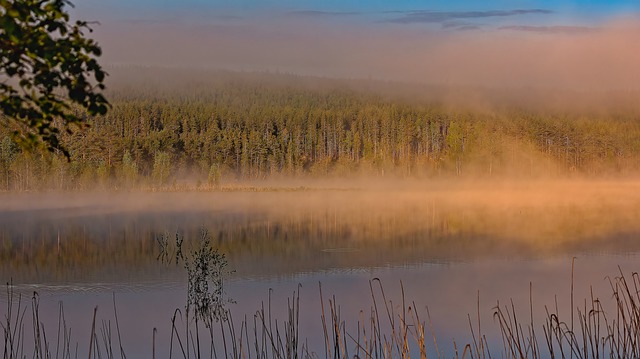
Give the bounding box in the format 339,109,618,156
0,0,108,158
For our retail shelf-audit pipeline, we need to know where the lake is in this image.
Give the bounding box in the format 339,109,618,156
2,180,640,358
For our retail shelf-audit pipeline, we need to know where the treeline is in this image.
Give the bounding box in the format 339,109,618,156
1,70,639,190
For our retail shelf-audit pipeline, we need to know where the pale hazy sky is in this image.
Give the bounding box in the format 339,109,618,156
73,0,640,90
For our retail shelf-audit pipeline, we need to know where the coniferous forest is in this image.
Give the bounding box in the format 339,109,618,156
1,68,639,191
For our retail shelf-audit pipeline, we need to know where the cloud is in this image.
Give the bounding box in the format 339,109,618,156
499,25,598,34
441,22,484,31
385,9,552,24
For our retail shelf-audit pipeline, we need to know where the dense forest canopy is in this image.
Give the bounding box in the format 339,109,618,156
1,67,639,191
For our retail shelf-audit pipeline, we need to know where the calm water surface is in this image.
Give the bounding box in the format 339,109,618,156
2,183,640,358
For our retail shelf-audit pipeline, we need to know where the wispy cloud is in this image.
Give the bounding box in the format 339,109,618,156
441,21,484,31
386,9,552,24
499,25,598,34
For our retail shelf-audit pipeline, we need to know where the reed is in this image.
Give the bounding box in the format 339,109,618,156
6,267,640,358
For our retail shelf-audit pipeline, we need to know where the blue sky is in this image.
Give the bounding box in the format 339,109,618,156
78,0,639,24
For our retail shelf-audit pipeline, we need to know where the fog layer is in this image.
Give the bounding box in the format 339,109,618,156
92,14,640,91
3,180,640,281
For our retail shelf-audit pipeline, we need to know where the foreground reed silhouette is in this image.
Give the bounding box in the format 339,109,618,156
3,263,640,358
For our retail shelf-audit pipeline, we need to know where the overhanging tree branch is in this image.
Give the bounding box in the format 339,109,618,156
0,0,108,158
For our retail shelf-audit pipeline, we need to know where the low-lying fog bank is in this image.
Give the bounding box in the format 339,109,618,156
2,179,640,282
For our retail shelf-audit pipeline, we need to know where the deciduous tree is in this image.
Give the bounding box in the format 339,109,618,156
0,0,108,157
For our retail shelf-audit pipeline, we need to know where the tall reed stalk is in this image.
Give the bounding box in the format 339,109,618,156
6,267,640,358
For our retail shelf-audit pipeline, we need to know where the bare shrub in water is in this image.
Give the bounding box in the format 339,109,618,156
157,228,233,327
185,230,231,326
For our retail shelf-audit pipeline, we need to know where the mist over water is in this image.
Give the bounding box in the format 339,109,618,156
3,180,640,282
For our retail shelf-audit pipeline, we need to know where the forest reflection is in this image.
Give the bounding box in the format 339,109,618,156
2,180,640,284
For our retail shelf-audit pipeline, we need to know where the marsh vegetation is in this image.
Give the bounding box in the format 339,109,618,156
4,249,640,358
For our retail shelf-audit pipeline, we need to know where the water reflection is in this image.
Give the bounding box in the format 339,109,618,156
3,255,637,358
2,182,640,357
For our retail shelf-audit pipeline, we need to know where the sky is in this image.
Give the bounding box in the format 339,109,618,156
73,0,640,90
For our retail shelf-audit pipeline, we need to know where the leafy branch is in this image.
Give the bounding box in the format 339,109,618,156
0,0,109,157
